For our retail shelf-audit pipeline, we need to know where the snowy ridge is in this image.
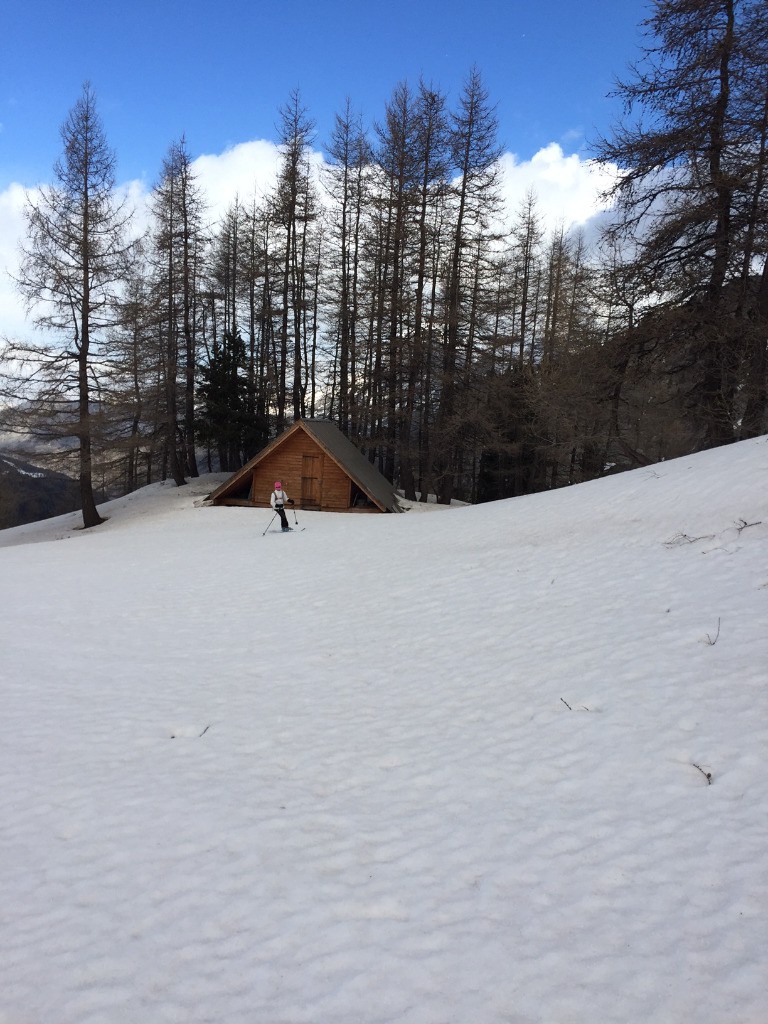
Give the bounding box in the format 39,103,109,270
1,439,767,1023
0,455,46,478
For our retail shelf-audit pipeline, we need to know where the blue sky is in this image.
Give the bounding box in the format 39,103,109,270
2,0,647,188
1,0,650,339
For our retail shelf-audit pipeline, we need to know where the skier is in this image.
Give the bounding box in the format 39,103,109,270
270,480,294,531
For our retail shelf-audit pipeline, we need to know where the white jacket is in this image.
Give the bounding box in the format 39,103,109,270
270,489,289,509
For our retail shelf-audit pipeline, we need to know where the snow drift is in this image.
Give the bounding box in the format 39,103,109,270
1,437,767,1024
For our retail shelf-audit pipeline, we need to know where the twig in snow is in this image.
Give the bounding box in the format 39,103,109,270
199,724,211,737
735,518,762,533
692,763,712,784
665,531,715,547
560,698,590,711
704,618,721,646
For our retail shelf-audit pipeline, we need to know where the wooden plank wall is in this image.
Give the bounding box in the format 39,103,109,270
248,431,354,511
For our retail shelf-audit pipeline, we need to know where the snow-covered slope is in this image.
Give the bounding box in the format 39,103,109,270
1,439,767,1024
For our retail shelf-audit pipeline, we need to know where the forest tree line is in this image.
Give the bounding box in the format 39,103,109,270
1,0,766,528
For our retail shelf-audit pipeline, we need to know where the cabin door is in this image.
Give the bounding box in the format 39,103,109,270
301,454,321,509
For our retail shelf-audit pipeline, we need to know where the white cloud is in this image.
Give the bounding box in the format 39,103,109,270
499,143,617,231
192,139,283,224
0,182,30,340
0,140,617,342
188,139,618,236
0,141,288,341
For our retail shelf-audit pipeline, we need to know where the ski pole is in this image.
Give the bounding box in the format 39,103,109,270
262,512,277,536
292,504,299,526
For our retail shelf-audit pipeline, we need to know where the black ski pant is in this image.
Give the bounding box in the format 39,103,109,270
275,505,289,529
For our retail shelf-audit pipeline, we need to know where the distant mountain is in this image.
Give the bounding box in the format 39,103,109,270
0,453,81,529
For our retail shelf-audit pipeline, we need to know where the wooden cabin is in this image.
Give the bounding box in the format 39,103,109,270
208,419,403,513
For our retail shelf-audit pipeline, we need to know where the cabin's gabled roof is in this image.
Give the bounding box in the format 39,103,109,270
207,419,403,513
